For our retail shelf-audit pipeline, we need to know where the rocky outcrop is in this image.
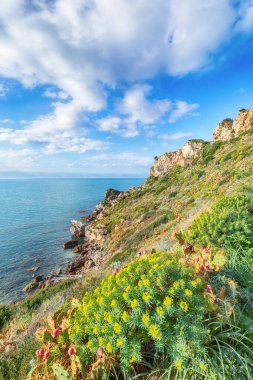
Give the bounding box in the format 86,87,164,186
70,220,85,237
150,140,205,177
213,108,253,142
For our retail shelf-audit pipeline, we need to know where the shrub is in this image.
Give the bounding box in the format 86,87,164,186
250,116,253,128
186,195,253,251
70,252,211,371
0,305,12,332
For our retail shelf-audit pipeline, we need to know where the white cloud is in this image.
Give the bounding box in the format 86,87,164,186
235,1,253,33
168,101,199,123
0,148,37,170
90,152,152,167
0,0,250,159
0,119,12,124
159,132,193,140
97,116,139,138
117,84,171,124
0,100,109,153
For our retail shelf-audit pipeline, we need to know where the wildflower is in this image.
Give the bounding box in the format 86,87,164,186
199,363,207,371
112,268,119,275
191,280,197,286
125,285,131,292
123,292,128,300
87,340,92,349
149,324,161,340
99,337,103,346
143,278,150,286
106,342,113,353
130,355,136,363
113,323,122,334
68,347,75,356
98,297,104,305
203,248,210,253
93,325,99,335
43,351,50,361
122,311,129,322
142,313,150,326
195,257,200,263
156,306,164,316
206,284,213,292
180,300,188,311
142,292,151,301
131,299,139,308
174,361,182,370
52,327,61,338
111,299,117,307
185,289,193,297
97,346,103,356
38,348,45,357
116,339,124,347
163,296,172,307
169,288,175,295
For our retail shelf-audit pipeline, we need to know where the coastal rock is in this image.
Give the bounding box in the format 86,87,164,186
104,188,122,203
150,140,205,177
213,107,253,141
63,240,79,249
23,281,38,292
70,220,85,237
27,266,40,272
32,274,44,282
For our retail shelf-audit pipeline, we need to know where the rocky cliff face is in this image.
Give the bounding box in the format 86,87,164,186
213,107,253,142
151,107,253,177
150,140,205,177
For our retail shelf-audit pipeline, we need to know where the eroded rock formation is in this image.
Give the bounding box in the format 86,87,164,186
213,108,253,142
150,140,205,177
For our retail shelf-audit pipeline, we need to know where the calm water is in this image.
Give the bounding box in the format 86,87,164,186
0,178,143,304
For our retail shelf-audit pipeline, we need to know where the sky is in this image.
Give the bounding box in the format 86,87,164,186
0,0,253,178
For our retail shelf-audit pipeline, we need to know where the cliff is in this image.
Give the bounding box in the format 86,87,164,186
150,140,205,177
213,107,253,141
150,107,253,177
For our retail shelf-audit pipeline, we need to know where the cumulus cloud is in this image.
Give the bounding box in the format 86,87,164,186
117,84,171,124
168,101,199,123
159,132,193,140
0,100,109,153
0,0,250,159
97,86,196,137
236,1,253,33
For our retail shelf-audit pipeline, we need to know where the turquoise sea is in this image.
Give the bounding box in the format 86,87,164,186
0,178,143,304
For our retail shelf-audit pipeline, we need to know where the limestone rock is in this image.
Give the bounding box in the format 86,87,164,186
70,220,85,237
150,140,205,177
213,108,253,142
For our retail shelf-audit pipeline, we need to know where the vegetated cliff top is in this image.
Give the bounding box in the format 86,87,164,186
150,106,253,177
86,118,253,263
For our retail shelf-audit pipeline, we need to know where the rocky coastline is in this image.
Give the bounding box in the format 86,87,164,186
22,188,124,294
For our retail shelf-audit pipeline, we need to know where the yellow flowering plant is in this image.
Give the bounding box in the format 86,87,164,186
69,251,212,370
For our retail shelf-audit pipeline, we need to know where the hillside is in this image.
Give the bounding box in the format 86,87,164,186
86,123,253,265
0,108,253,380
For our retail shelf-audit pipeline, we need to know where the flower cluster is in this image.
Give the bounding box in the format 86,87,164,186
70,251,211,369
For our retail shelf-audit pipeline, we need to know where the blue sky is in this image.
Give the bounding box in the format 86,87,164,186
0,0,253,178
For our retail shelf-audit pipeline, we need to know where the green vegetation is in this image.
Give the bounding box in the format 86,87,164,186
186,195,253,252
0,128,253,379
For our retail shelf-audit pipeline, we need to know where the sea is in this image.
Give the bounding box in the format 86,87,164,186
0,178,144,304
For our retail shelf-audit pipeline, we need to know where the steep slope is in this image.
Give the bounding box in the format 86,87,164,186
86,128,253,262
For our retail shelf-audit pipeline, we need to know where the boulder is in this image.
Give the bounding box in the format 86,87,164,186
63,240,79,249
23,281,38,292
27,266,40,272
70,220,85,237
